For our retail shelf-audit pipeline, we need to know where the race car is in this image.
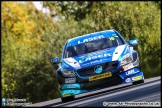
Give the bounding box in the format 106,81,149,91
51,29,144,102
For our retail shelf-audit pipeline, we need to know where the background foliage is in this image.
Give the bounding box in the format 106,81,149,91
2,1,161,103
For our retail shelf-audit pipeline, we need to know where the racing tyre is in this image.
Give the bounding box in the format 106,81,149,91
61,96,74,103
132,79,144,85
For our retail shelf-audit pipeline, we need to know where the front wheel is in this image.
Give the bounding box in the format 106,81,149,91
132,79,144,85
61,96,75,103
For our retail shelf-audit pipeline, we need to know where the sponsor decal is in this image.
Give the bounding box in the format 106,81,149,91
65,78,76,83
112,34,116,36
94,65,103,74
67,43,72,47
89,72,112,81
132,76,142,81
62,93,72,97
82,63,90,66
126,69,136,75
125,78,131,82
78,53,112,63
102,58,111,61
78,35,105,44
90,60,102,64
62,84,80,89
66,84,76,88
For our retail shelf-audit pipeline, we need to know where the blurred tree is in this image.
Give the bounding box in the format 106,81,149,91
2,1,60,103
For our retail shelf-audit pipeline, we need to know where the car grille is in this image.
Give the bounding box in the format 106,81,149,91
77,61,118,76
81,76,122,90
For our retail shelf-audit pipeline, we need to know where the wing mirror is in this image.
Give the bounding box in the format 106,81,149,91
129,40,138,46
51,57,61,64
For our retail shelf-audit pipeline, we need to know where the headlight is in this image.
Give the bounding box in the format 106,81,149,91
61,69,76,77
120,54,133,66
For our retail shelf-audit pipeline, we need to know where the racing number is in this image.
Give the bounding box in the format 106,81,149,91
109,37,115,40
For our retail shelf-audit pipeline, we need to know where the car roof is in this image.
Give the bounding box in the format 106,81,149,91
66,29,117,46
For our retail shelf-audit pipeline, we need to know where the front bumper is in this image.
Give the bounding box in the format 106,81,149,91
60,66,144,98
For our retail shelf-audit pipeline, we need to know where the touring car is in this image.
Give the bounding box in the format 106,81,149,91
51,29,144,102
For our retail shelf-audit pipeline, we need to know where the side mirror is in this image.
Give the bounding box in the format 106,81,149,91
129,40,138,46
51,57,61,64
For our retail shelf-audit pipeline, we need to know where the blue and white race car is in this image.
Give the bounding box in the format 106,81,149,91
51,29,144,102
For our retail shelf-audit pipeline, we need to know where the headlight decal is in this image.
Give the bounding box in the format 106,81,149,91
61,69,76,77
120,54,133,66
112,45,126,61
64,57,81,69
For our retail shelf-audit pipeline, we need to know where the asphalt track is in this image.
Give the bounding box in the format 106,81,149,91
31,76,161,107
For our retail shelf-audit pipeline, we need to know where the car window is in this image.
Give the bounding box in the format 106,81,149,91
64,36,124,58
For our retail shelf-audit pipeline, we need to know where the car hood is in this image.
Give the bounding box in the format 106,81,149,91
62,45,127,70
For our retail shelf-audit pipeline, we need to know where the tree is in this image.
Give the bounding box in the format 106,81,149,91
2,1,60,103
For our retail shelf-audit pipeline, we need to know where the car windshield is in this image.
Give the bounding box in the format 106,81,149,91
64,36,124,58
